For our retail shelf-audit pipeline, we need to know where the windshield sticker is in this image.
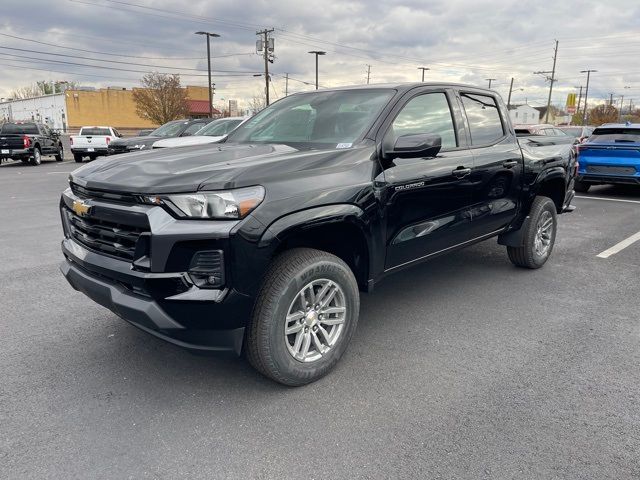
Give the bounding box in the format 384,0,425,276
336,143,352,149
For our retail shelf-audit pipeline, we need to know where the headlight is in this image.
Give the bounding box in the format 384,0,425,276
143,186,265,219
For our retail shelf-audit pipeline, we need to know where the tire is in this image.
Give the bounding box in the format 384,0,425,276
245,248,360,386
73,153,83,163
55,144,64,162
507,196,557,269
30,147,41,166
574,180,591,193
21,159,29,164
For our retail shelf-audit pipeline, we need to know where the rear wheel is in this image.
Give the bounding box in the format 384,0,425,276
507,196,557,269
574,180,591,193
30,148,41,166
89,154,97,161
55,144,64,162
73,153,83,163
245,248,360,386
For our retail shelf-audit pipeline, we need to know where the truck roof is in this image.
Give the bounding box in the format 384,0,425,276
290,82,497,95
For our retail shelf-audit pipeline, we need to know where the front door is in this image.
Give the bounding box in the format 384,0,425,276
379,91,475,270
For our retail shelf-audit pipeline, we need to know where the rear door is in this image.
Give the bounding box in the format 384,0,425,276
459,91,523,237
379,89,476,270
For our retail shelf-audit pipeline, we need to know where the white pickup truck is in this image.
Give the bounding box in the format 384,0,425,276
70,126,121,162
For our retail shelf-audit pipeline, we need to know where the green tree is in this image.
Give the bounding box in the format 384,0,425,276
132,72,189,125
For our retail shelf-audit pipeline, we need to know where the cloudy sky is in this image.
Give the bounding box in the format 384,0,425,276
1,0,639,111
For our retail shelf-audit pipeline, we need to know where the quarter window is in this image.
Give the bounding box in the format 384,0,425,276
461,93,504,145
388,93,457,149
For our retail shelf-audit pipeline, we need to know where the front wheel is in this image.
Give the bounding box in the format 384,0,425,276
245,248,360,386
507,196,558,269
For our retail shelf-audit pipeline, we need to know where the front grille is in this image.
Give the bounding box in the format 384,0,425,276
64,207,149,261
586,165,636,175
71,183,137,205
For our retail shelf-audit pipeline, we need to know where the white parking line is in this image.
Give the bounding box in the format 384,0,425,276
576,195,640,205
597,231,640,259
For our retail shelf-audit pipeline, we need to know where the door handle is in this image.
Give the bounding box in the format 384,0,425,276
452,167,471,178
503,160,519,169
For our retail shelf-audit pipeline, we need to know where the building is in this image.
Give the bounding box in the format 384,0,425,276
508,104,540,125
0,85,218,134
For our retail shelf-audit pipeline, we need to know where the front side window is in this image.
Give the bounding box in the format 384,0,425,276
386,92,457,149
227,89,394,149
461,93,504,145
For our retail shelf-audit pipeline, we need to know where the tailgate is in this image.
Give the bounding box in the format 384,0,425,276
577,144,640,176
0,134,27,149
72,136,109,148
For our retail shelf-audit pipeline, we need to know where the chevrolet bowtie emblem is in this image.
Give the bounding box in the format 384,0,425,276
72,200,92,217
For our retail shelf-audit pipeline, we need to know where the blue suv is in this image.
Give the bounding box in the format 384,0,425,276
575,123,640,192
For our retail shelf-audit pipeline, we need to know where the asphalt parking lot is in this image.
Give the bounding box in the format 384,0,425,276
1,159,639,479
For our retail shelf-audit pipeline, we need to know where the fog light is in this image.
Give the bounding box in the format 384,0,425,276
188,250,224,289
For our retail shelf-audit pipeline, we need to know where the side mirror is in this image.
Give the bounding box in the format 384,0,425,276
388,133,442,159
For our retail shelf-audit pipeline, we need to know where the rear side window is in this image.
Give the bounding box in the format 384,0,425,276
0,123,39,134
588,128,640,143
461,93,504,145
388,93,457,149
80,128,111,136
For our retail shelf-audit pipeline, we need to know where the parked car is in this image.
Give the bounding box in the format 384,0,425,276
70,126,122,162
59,83,575,385
558,125,594,143
514,124,576,145
574,123,640,192
152,117,247,149
108,118,213,154
0,122,64,165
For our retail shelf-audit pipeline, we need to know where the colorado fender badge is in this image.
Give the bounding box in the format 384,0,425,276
72,199,92,217
395,181,425,192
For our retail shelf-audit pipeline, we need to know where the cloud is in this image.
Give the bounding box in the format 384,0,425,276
0,0,639,110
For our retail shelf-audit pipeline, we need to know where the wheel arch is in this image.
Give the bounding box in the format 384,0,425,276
532,167,567,213
259,205,373,291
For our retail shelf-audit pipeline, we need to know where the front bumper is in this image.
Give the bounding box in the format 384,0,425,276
59,187,255,354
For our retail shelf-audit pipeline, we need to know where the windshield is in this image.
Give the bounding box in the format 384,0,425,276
226,89,394,148
196,118,243,137
1,123,39,134
588,128,640,143
150,120,186,137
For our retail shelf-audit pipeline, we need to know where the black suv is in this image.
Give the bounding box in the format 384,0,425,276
60,83,576,385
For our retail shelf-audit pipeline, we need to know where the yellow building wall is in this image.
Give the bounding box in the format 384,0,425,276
65,86,211,130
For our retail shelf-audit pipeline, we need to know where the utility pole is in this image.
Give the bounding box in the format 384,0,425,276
506,77,514,109
418,67,430,82
580,69,597,125
574,86,583,117
256,28,275,105
308,51,326,89
609,93,614,106
618,95,624,122
533,40,558,124
285,73,289,96
195,31,220,117
486,78,496,89
366,64,371,84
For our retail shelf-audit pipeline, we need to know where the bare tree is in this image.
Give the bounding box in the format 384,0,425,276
248,93,267,114
11,81,77,99
132,72,189,125
588,104,618,125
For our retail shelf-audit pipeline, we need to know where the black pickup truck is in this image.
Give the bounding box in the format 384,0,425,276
59,83,576,385
0,122,64,165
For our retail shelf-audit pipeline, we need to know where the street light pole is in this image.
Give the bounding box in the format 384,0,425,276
195,31,220,118
418,67,430,82
486,78,496,89
308,51,326,89
580,69,597,125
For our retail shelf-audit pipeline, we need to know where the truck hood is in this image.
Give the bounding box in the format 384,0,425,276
69,142,372,193
152,135,225,149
